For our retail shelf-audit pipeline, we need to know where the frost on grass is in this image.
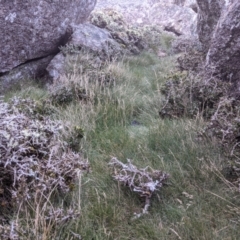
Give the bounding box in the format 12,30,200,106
109,157,169,218
0,97,89,237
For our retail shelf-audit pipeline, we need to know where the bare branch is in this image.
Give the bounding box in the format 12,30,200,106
109,157,169,218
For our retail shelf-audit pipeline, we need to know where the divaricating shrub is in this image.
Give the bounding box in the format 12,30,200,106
159,72,231,119
159,71,240,183
203,96,240,182
171,36,202,54
90,9,173,54
49,78,88,106
0,97,89,223
90,9,144,54
171,36,204,73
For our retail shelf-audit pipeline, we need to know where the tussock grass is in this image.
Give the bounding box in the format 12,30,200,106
2,51,240,240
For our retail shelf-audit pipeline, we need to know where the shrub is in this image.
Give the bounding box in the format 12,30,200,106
159,70,240,183
159,72,230,119
171,36,204,72
171,36,202,54
90,9,144,54
90,9,172,54
0,97,89,225
204,96,240,180
49,78,88,106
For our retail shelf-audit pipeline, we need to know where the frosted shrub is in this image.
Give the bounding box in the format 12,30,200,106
0,97,89,220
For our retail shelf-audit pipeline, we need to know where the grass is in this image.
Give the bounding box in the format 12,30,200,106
2,50,240,240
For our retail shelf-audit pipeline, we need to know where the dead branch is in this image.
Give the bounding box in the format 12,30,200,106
109,157,169,218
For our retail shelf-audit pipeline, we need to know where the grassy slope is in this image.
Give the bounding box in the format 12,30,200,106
5,52,240,240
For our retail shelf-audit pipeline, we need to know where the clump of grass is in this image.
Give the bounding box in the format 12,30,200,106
0,97,89,239
3,78,48,102
159,61,240,184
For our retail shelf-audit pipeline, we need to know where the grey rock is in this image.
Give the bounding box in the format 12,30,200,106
150,3,197,36
205,0,240,88
0,0,96,87
70,23,122,56
47,23,123,81
131,120,141,126
46,53,66,81
174,0,198,12
196,0,222,53
196,0,233,53
0,55,54,93
95,0,197,36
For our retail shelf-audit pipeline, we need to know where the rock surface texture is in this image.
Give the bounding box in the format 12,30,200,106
150,3,197,36
174,0,198,12
0,0,96,90
47,23,122,81
196,0,240,92
95,0,197,36
0,56,54,87
205,0,240,88
196,0,234,53
196,0,223,53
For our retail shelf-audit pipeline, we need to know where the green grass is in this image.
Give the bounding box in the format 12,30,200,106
3,51,240,240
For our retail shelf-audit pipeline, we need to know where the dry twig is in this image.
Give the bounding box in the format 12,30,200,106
109,157,169,218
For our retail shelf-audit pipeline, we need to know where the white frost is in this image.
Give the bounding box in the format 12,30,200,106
5,12,17,23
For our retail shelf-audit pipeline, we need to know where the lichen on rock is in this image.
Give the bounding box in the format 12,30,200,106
0,0,96,88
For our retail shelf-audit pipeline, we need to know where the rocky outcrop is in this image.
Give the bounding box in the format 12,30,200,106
196,0,223,53
196,0,234,53
205,0,240,88
174,0,198,12
95,0,197,36
0,56,54,91
47,23,123,81
0,0,96,90
150,3,197,36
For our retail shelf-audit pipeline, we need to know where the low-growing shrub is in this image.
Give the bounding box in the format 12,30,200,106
0,97,89,227
159,73,230,119
90,9,144,54
203,96,240,181
171,36,202,54
171,36,204,72
49,78,88,106
90,9,173,54
159,70,240,183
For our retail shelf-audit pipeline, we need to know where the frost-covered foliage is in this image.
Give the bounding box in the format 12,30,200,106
90,9,169,54
0,97,89,221
109,157,169,218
